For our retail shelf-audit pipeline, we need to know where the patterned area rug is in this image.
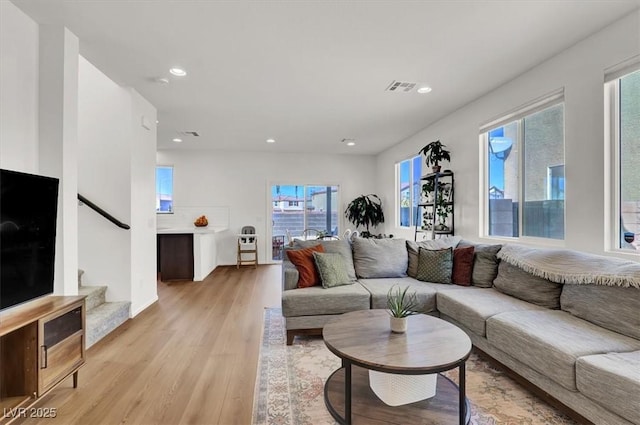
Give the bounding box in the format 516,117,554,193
252,308,578,425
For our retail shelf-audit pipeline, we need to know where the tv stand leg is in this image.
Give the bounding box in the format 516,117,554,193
73,371,78,388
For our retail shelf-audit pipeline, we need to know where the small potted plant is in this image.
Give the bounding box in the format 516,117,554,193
387,285,419,333
419,140,451,173
344,194,385,238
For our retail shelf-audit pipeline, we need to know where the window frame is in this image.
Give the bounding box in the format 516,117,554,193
480,90,565,243
396,155,422,228
605,64,640,253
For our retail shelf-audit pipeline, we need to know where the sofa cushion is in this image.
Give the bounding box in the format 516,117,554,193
486,310,640,390
406,236,461,278
358,277,438,313
576,351,640,424
437,287,544,336
457,240,502,287
561,283,640,340
313,251,354,288
294,239,357,282
352,237,408,278
281,282,371,317
452,246,475,286
493,262,562,309
416,247,453,284
285,244,325,288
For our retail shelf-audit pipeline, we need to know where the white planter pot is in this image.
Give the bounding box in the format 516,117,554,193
390,316,408,333
369,371,438,406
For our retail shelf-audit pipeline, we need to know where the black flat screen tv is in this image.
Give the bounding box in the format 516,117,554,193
1,169,59,310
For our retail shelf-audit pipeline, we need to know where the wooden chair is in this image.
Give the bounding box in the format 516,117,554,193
237,226,258,268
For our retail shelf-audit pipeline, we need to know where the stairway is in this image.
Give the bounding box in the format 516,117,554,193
78,270,130,348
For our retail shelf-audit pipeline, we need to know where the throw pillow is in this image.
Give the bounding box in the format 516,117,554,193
312,252,353,288
416,247,453,284
406,236,462,278
457,240,502,287
452,246,475,286
286,244,325,288
293,239,357,281
352,238,408,278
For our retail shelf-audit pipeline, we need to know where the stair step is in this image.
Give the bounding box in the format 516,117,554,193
86,302,130,349
78,285,107,311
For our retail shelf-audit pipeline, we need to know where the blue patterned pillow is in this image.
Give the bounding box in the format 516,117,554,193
416,247,453,284
313,252,354,288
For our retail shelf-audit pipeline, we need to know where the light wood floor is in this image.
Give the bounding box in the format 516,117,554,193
17,265,282,425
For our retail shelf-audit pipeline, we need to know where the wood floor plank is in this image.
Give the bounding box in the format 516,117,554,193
14,265,282,425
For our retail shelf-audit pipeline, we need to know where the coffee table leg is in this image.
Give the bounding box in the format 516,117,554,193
345,360,352,425
459,362,466,425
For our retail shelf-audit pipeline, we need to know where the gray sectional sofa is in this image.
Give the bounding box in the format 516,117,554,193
281,236,640,425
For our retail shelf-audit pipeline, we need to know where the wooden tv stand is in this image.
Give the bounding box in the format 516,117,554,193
0,296,86,424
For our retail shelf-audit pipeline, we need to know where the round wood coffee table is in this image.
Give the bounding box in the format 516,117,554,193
323,309,472,425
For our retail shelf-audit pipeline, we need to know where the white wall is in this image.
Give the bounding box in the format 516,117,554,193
0,1,39,173
129,89,158,315
376,10,640,258
77,56,132,302
156,150,377,265
77,58,159,315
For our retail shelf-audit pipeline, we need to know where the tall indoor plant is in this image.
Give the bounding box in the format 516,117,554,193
419,140,451,173
344,194,385,238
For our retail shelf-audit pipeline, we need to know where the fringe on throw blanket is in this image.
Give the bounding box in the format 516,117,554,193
497,244,640,289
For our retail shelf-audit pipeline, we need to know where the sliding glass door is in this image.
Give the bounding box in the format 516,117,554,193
270,184,339,260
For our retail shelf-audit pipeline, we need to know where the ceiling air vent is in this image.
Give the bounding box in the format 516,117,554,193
177,131,200,137
385,80,417,93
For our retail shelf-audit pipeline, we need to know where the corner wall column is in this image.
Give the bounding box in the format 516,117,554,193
38,25,79,296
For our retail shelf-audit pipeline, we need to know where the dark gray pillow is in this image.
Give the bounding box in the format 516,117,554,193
493,262,562,309
293,239,356,281
458,240,501,287
313,252,353,288
561,284,640,339
416,247,453,284
406,236,461,278
352,238,408,278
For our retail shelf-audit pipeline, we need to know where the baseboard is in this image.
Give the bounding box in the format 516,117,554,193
130,295,158,318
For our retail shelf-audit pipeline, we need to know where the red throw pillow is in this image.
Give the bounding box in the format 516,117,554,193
452,246,475,286
286,244,325,288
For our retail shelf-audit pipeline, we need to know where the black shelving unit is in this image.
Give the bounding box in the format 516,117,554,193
414,170,455,241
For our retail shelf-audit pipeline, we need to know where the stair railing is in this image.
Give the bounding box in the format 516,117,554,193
77,194,130,230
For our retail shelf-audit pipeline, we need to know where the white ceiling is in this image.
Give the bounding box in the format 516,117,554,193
12,0,640,155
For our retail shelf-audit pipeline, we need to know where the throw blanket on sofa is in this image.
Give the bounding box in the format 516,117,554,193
497,244,640,288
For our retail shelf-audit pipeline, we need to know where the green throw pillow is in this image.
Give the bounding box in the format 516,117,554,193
416,247,453,284
312,252,353,288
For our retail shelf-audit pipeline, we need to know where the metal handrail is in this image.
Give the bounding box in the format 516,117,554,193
77,194,130,230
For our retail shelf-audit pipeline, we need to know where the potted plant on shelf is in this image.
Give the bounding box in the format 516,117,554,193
387,285,419,333
419,140,451,173
422,180,435,203
434,184,453,231
344,194,385,238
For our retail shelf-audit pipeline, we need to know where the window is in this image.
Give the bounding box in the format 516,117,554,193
397,156,422,227
606,67,640,252
156,166,173,213
482,93,565,240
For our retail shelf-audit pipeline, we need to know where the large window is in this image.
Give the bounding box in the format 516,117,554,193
156,166,173,213
482,94,565,240
397,156,422,227
607,67,640,252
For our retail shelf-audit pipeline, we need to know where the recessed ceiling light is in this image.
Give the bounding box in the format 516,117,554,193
169,67,187,77
172,138,183,143
417,86,432,94
266,138,276,143
347,141,356,146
